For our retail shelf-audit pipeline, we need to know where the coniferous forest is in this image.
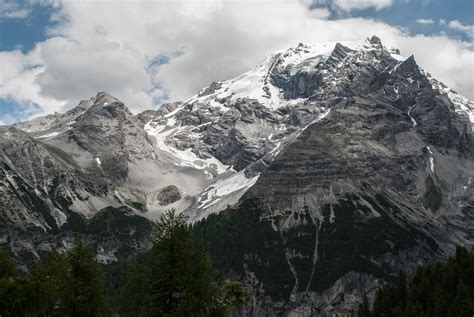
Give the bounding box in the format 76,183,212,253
1,209,473,316
358,246,474,317
0,210,245,317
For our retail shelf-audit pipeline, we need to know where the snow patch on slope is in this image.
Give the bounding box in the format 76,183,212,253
299,108,331,135
144,120,228,174
429,76,474,130
186,171,260,223
427,146,435,173
36,131,60,139
408,105,417,127
197,171,260,210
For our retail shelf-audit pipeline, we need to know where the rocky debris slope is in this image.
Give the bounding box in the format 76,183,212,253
1,94,156,262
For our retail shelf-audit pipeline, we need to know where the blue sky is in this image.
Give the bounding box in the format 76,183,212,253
0,0,473,124
345,0,473,39
0,1,57,53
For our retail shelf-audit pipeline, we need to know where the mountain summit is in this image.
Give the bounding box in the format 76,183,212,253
1,37,474,315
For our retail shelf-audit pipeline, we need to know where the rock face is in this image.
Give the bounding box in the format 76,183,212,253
192,37,474,314
2,94,155,262
2,36,474,315
157,185,181,206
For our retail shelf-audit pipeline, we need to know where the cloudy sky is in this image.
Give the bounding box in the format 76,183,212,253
0,0,473,124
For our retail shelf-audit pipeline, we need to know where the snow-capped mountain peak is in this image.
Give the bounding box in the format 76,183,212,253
2,36,474,315
8,36,474,225
184,36,405,111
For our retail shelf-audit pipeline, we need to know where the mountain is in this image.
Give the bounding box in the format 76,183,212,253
2,36,474,314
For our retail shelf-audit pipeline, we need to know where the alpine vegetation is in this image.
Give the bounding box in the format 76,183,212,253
0,210,245,316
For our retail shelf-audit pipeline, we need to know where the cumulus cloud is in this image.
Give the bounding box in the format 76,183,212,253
0,50,65,115
35,36,153,111
0,0,473,122
310,0,394,12
416,19,435,25
332,0,393,11
448,20,474,40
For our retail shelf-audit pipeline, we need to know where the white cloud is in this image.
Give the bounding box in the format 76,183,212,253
392,35,474,98
309,7,332,19
416,19,435,25
0,50,65,116
0,0,473,123
448,20,474,40
0,0,30,19
35,36,153,112
332,0,393,11
310,0,394,11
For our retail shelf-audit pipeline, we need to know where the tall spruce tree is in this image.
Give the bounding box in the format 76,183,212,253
119,209,245,316
361,246,474,317
0,247,16,279
28,249,69,315
61,236,106,317
0,237,107,317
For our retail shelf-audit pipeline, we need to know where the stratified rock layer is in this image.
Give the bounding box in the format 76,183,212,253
2,36,474,315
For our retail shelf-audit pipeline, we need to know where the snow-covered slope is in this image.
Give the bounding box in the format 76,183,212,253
7,36,473,228
428,76,474,130
139,37,415,217
2,38,474,314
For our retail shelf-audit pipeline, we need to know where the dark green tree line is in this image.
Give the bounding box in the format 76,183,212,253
0,209,245,316
117,209,245,316
357,246,474,317
0,236,106,316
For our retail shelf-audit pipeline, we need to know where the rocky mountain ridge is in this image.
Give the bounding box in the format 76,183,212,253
1,36,474,314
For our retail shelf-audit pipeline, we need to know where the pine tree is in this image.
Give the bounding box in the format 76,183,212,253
0,238,107,316
119,209,246,316
148,209,215,316
0,246,35,316
431,284,448,317
60,236,106,317
28,249,69,315
217,280,246,314
447,281,474,317
356,294,371,317
369,246,474,317
0,247,16,279
402,300,418,317
119,259,151,316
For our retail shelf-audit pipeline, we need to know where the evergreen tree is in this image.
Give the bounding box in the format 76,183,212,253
431,284,448,317
447,281,473,317
149,209,215,315
61,236,106,317
0,213,247,317
0,247,16,279
28,249,69,315
119,209,246,316
402,300,418,317
356,294,371,317
0,238,107,316
0,247,37,316
361,246,474,317
216,280,246,315
119,259,150,316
